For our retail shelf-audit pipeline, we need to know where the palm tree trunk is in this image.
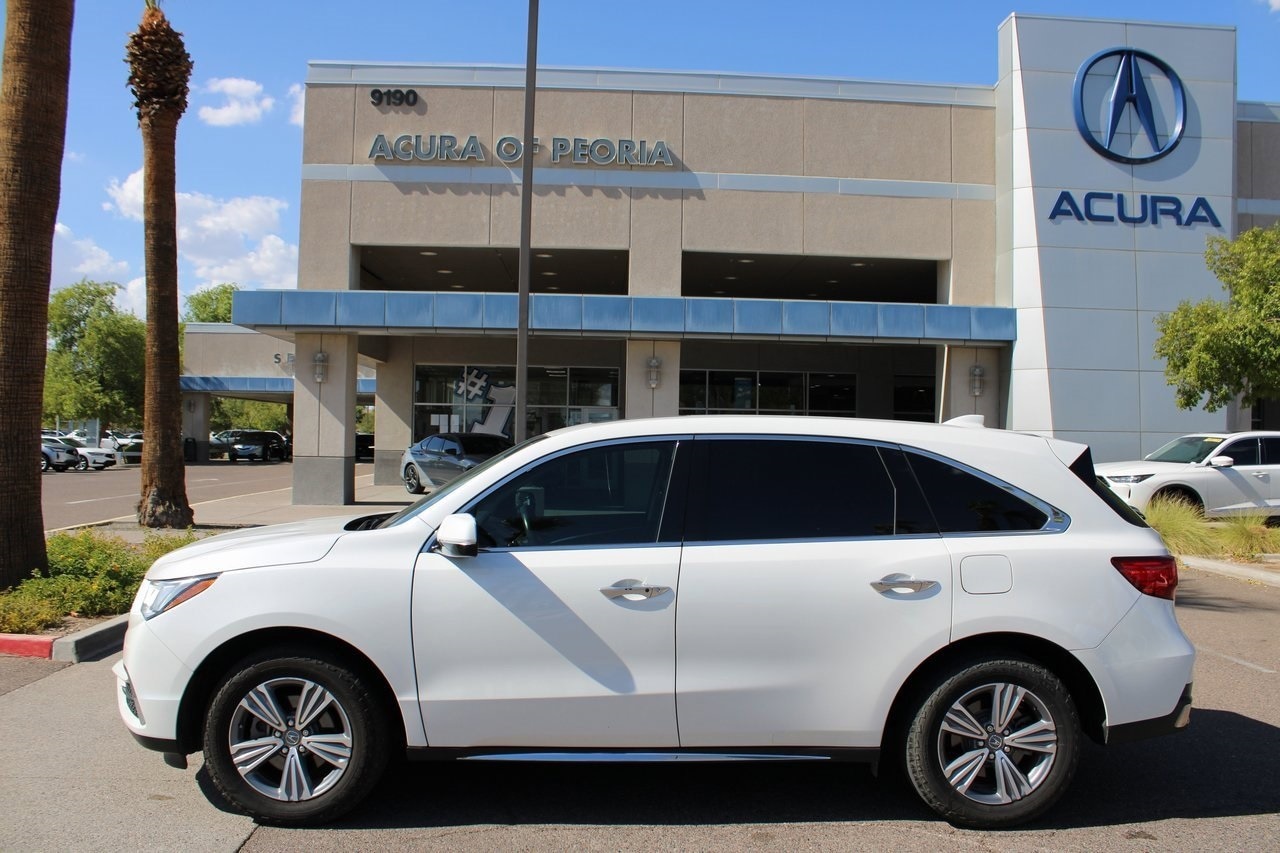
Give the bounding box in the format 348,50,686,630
0,0,75,587
137,113,193,527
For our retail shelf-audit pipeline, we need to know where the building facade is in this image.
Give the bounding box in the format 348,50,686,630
206,13,1278,504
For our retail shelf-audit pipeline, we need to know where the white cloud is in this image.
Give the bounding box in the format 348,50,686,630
1270,1,1280,12
103,168,298,291
197,77,275,126
51,222,130,287
288,83,305,127
65,150,85,163
115,277,148,318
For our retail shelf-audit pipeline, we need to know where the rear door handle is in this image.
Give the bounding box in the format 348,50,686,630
871,575,938,594
601,584,670,600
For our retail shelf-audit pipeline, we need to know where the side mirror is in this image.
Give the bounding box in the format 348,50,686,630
1210,456,1234,468
436,513,478,558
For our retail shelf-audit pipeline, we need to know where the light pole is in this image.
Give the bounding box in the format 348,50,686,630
514,0,539,443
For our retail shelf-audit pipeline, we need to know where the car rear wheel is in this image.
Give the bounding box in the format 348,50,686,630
904,657,1080,828
229,452,238,463
202,650,390,826
403,464,423,494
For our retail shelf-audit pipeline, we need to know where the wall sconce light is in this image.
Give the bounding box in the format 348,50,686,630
970,364,985,397
646,355,662,390
185,398,195,414
313,351,328,384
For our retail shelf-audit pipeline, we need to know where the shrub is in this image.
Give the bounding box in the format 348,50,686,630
1216,512,1280,559
1144,496,1219,556
0,528,209,634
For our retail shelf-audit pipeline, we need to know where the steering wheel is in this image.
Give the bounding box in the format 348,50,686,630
517,503,539,546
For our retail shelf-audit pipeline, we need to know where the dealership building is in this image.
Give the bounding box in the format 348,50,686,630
179,12,1280,504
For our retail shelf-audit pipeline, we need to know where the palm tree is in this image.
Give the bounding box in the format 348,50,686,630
0,0,75,588
127,0,194,527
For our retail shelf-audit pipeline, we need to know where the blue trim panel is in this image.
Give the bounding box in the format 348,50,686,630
182,376,376,394
230,291,1016,344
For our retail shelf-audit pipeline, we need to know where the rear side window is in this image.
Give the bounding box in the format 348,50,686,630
904,450,1048,532
684,438,899,541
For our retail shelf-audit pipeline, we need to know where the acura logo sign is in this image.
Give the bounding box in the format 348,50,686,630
1072,48,1186,164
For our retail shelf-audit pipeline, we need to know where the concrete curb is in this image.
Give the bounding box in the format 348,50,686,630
52,614,130,662
1180,556,1280,588
0,633,55,658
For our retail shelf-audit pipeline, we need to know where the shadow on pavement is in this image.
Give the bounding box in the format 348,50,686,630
223,707,1269,832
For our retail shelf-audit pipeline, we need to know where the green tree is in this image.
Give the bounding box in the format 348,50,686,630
182,282,239,323
0,0,75,587
211,399,289,432
127,0,194,527
1155,223,1280,411
43,281,147,430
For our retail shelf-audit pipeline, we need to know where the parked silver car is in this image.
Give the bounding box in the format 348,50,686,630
401,432,512,493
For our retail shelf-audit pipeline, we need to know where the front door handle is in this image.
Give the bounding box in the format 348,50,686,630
871,575,938,594
601,584,670,600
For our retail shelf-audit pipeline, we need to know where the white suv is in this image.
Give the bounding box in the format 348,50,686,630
114,416,1193,829
1096,431,1280,518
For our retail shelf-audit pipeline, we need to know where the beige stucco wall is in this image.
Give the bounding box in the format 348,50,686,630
305,81,1001,302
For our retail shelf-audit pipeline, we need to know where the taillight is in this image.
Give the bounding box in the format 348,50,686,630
1111,556,1178,600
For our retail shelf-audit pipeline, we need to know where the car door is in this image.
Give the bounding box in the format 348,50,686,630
432,435,467,483
416,435,444,482
674,436,952,748
412,437,687,747
1202,437,1267,514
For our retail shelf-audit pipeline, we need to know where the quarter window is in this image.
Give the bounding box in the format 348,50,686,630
469,441,678,549
904,451,1049,532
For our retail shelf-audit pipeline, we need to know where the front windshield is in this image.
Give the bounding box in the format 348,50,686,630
60,437,87,448
1144,435,1224,464
378,435,546,528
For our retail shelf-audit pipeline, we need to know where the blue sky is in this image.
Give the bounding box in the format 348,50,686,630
31,1,1280,314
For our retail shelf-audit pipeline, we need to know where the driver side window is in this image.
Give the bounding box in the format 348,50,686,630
469,440,677,549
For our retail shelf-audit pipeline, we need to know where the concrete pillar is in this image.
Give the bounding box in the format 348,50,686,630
374,336,415,485
180,392,212,462
624,340,681,419
292,332,357,505
940,345,1002,425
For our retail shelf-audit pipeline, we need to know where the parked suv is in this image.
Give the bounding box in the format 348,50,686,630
40,437,77,472
114,416,1192,828
1096,431,1280,518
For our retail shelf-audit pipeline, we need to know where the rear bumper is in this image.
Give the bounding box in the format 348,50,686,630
1104,682,1193,744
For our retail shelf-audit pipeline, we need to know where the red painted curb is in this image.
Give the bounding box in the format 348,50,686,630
0,633,55,659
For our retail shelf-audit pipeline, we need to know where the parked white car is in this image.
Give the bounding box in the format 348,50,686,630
114,416,1193,829
51,435,120,470
1096,431,1280,518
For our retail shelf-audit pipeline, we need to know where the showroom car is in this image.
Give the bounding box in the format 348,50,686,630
401,431,512,493
114,416,1193,829
40,437,77,472
1096,431,1280,518
51,435,120,470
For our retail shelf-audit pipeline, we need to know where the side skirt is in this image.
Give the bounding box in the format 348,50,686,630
405,746,880,764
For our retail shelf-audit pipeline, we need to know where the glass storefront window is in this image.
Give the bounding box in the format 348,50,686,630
758,372,805,413
893,375,935,422
679,370,861,418
808,373,858,416
708,371,758,410
413,365,619,442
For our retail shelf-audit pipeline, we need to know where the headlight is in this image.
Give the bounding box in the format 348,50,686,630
139,575,218,620
1106,474,1154,484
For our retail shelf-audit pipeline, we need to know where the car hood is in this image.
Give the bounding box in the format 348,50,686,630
145,515,363,580
1095,460,1202,477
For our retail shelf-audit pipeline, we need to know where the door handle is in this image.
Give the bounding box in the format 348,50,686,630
871,575,938,594
601,584,670,600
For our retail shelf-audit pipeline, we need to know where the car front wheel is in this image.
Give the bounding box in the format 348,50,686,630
904,657,1080,828
202,650,390,826
76,456,90,471
41,456,50,472
403,464,423,494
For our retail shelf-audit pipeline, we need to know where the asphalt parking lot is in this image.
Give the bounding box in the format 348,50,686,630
1,568,1276,851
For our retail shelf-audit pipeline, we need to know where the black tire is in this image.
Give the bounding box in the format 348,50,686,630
1151,487,1203,515
41,456,50,472
229,452,238,463
403,465,423,494
904,657,1080,828
75,456,90,471
202,650,390,826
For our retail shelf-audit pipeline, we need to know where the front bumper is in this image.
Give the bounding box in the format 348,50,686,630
1104,682,1193,744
